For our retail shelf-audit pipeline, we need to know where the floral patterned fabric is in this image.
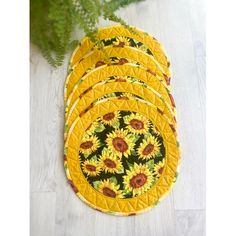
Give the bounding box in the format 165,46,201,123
73,75,171,118
79,111,166,199
81,56,141,77
94,36,154,57
64,25,180,216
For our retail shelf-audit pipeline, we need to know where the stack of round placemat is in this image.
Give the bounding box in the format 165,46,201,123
64,25,180,216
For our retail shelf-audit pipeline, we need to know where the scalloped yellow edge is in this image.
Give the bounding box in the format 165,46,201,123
65,46,170,100
64,99,180,216
65,65,175,117
65,82,176,140
69,24,171,78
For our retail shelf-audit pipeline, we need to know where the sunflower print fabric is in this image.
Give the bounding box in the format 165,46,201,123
69,25,171,77
82,56,141,76
94,36,153,57
64,74,175,131
64,25,180,215
79,111,166,199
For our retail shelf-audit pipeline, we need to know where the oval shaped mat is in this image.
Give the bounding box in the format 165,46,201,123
65,81,176,135
69,25,171,78
65,65,175,115
65,46,170,100
64,99,180,215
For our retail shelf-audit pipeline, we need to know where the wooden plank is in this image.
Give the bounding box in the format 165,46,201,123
30,49,67,192
175,210,205,236
30,192,56,236
140,0,206,210
134,194,176,236
54,152,97,236
172,87,206,210
94,212,135,236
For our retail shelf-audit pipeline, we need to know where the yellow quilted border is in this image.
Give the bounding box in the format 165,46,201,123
65,82,176,138
64,95,165,140
65,99,180,215
65,65,175,116
69,24,171,78
65,46,170,100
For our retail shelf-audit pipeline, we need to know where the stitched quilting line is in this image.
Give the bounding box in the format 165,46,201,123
65,65,175,115
64,25,180,215
64,101,179,214
69,25,171,77
64,99,179,215
65,82,176,136
65,45,171,101
66,45,169,96
65,60,170,105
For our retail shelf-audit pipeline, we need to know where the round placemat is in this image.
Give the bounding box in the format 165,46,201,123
65,65,175,116
69,25,171,78
64,99,180,215
65,46,170,100
65,81,176,136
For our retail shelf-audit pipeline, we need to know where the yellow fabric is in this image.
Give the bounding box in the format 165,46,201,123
65,65,174,117
69,25,171,78
65,46,169,100
65,99,180,215
65,82,176,136
63,25,180,216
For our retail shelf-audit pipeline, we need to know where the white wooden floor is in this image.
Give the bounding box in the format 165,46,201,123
30,0,205,235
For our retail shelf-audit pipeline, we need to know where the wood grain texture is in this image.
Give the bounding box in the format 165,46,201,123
30,192,56,236
30,0,205,235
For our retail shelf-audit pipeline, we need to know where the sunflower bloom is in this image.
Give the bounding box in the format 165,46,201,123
99,149,123,173
100,111,121,126
98,179,123,198
124,113,150,134
153,159,165,177
137,136,161,160
79,135,100,155
123,163,154,196
82,159,101,176
113,36,130,47
106,129,134,158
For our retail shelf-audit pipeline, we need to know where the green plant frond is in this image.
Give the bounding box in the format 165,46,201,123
79,0,101,21
48,0,74,47
30,0,143,67
103,0,143,13
74,1,98,41
31,0,76,66
103,11,137,35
